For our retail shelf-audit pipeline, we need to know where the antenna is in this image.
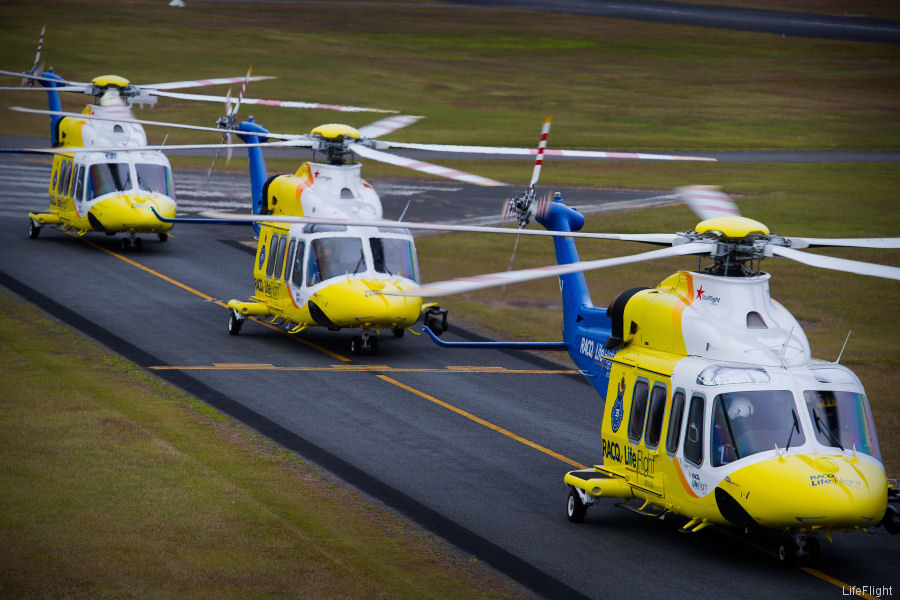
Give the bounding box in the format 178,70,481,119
835,329,852,364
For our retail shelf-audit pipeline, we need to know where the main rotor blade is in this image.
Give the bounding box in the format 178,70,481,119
357,115,424,139
769,246,900,280
784,236,900,249
141,74,275,91
149,89,398,113
675,185,740,220
0,85,85,92
15,139,309,154
9,106,305,140
194,210,679,244
384,141,716,161
391,242,714,297
353,144,506,186
0,68,87,87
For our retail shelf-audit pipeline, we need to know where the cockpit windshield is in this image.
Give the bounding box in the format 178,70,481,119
711,390,803,467
804,390,880,459
306,237,365,286
136,163,173,197
370,238,418,282
88,162,131,200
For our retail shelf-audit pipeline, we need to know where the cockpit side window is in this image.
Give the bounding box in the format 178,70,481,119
684,395,705,465
58,160,71,196
627,380,649,443
803,390,880,459
72,165,85,202
370,237,419,282
88,163,131,200
306,237,365,286
290,240,305,287
265,233,280,278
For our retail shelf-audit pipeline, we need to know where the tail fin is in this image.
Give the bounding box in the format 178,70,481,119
38,68,64,145
236,117,270,216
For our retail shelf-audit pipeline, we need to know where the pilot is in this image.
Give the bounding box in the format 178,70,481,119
713,395,754,465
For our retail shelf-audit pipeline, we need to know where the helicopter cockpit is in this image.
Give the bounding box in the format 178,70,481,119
296,225,419,288
691,363,882,468
83,161,175,201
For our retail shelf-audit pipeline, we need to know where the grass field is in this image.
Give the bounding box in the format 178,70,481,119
0,289,528,599
0,0,898,594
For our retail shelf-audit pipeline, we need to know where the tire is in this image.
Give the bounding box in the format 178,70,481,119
121,237,131,251
392,327,405,338
777,542,789,563
567,488,586,523
158,233,169,242
228,311,243,336
28,220,41,239
350,336,362,355
133,237,143,252
368,336,379,355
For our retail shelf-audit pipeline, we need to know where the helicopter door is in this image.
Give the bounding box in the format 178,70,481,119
625,377,665,496
72,164,85,215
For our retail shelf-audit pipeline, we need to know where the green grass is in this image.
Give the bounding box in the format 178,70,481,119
0,289,527,598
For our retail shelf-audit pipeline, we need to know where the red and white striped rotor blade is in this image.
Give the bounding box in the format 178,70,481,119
353,144,506,186
675,185,741,220
385,141,715,162
30,25,46,73
529,114,552,187
141,74,275,91
357,115,424,139
149,89,397,113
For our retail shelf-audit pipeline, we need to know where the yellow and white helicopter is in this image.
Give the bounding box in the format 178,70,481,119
385,184,900,562
1,28,396,249
128,110,711,354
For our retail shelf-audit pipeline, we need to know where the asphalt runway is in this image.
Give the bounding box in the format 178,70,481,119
1,154,897,599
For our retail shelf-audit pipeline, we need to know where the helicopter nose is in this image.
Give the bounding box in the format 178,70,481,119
88,194,176,233
308,279,421,328
716,454,887,530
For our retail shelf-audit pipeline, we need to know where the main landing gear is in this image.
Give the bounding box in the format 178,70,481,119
120,235,143,252
228,310,245,336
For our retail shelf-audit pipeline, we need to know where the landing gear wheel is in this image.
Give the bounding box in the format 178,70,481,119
392,327,405,338
423,307,448,335
228,311,244,336
350,334,378,355
120,237,132,251
28,219,41,239
777,542,789,563
133,237,143,252
158,233,169,242
350,336,363,355
368,336,378,355
567,488,586,523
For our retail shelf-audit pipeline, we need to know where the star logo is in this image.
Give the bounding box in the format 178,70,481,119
696,285,705,299
314,170,320,178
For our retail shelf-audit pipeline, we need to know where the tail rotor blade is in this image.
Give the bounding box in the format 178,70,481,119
529,114,552,188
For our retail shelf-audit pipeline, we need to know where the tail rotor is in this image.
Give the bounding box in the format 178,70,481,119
207,67,251,182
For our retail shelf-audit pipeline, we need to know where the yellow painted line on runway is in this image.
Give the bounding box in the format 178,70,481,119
79,237,351,362
149,364,578,375
377,374,588,470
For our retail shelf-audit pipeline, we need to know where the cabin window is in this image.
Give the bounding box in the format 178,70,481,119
135,163,173,197
306,237,366,286
290,240,305,287
684,395,705,465
88,163,131,199
803,390,880,460
711,390,803,467
51,163,59,191
57,161,70,195
274,235,288,280
72,165,85,202
370,238,419,282
265,233,280,278
666,391,685,454
644,384,667,448
62,161,74,197
627,380,649,443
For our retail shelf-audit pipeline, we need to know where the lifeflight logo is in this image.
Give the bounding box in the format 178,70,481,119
695,285,721,305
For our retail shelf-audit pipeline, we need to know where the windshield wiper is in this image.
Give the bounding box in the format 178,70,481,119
352,252,365,274
813,408,844,451
785,408,800,451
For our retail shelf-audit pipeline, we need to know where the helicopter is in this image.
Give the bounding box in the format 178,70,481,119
21,102,713,354
382,183,900,563
0,27,397,249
